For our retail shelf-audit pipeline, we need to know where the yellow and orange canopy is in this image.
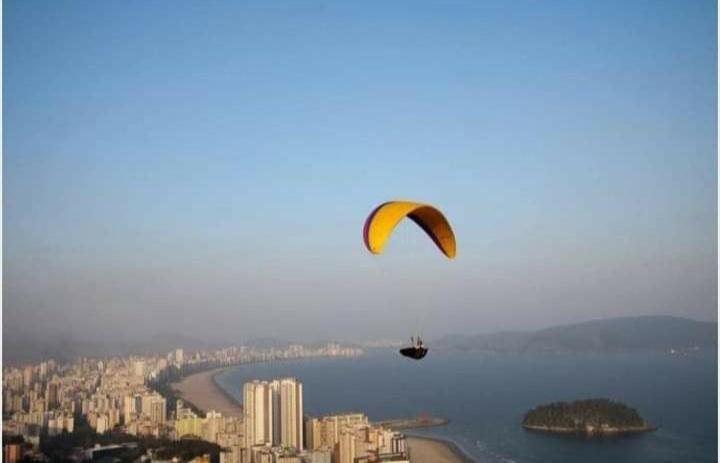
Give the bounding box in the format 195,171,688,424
363,201,456,259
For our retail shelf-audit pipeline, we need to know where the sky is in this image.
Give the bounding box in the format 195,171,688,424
4,0,717,348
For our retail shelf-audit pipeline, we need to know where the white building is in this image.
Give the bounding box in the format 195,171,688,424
243,377,304,458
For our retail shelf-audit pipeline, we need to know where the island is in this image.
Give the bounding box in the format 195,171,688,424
522,398,657,435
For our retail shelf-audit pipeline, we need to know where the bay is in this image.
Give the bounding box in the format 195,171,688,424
215,349,717,463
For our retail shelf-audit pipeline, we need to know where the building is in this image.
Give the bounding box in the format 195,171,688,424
150,397,167,424
305,413,368,450
22,367,33,388
133,360,145,378
137,392,166,424
338,429,356,463
122,395,136,424
4,443,22,463
217,431,244,463
176,415,204,438
47,414,74,435
45,382,59,409
303,449,332,463
333,423,407,463
244,381,272,448
243,378,304,459
277,378,303,450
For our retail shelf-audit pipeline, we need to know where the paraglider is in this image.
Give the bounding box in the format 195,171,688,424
362,200,457,360
363,201,456,259
400,336,428,360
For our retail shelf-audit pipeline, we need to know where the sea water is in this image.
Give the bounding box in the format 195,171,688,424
215,349,717,463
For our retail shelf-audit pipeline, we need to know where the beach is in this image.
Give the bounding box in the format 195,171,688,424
172,367,243,417
406,436,476,463
174,367,474,463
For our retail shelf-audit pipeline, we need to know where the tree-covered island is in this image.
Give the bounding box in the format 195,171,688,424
522,398,657,435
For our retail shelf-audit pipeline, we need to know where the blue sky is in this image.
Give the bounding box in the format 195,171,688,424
4,0,717,343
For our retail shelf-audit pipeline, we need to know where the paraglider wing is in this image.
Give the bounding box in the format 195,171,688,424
363,201,456,258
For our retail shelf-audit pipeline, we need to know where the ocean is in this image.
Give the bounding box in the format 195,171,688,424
215,349,717,463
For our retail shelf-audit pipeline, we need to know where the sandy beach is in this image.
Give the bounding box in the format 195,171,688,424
172,367,243,417
406,436,476,463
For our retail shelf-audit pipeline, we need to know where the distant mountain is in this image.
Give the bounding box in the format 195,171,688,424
5,315,715,364
434,316,717,354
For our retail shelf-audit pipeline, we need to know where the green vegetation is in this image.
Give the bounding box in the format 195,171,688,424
522,398,656,434
149,438,223,463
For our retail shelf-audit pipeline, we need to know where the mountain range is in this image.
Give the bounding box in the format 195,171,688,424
4,315,716,364
433,316,717,353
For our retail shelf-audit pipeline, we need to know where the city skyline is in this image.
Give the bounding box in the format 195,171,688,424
2,342,401,463
4,0,717,345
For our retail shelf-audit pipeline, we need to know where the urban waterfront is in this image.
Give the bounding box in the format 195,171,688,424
216,349,718,463
2,343,369,462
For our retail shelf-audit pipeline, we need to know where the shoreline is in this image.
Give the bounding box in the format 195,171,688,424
172,357,331,416
209,368,244,408
172,366,243,417
406,435,477,463
174,364,478,463
523,423,658,435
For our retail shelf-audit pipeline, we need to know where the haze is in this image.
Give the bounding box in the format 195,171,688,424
4,0,717,350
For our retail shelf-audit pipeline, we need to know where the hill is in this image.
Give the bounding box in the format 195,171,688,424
522,398,656,434
434,316,716,354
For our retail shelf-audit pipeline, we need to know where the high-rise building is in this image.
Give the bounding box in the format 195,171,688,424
338,429,356,463
46,382,59,409
204,410,225,443
133,360,145,378
123,396,135,424
244,381,274,448
4,390,13,414
278,378,303,451
175,349,184,365
150,397,167,424
134,395,143,416
141,394,154,417
136,392,166,424
22,367,33,388
96,414,110,434
243,378,304,456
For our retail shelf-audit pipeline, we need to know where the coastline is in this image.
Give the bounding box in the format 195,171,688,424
174,365,477,463
406,435,477,463
523,423,658,435
172,366,243,417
